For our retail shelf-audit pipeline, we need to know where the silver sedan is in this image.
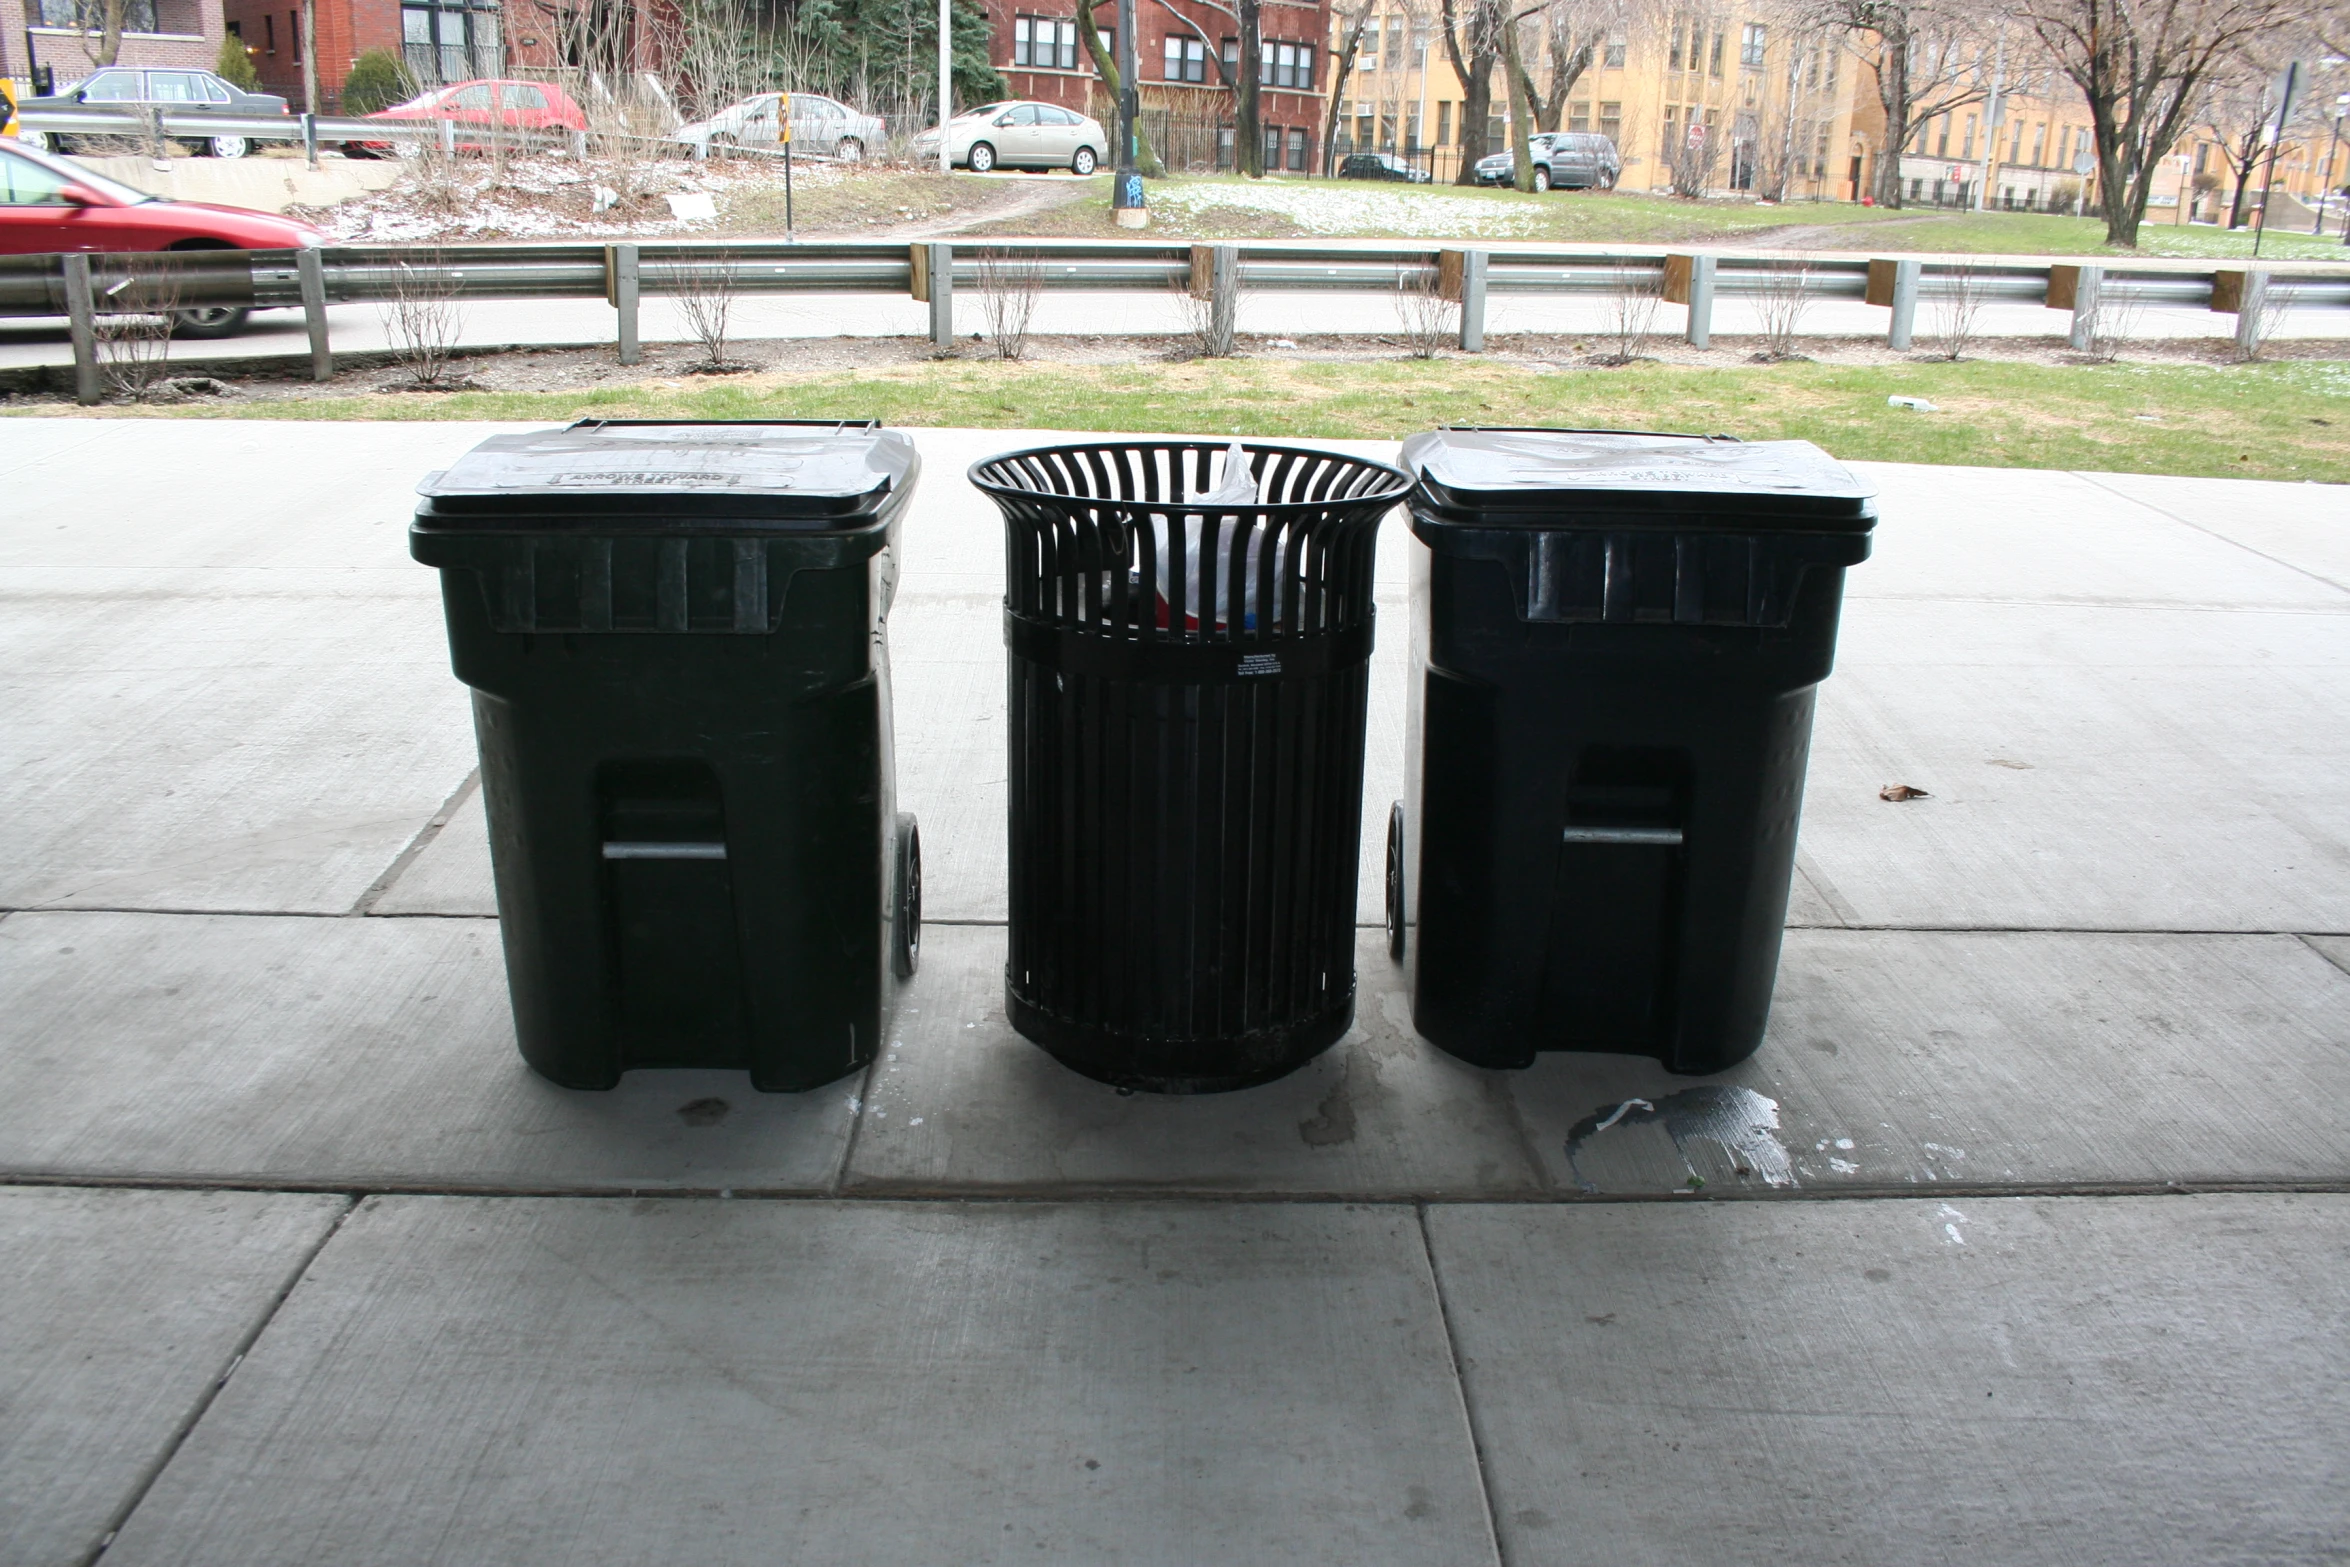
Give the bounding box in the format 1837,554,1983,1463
677,93,883,160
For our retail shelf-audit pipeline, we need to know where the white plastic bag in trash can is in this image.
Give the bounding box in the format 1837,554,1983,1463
1147,442,1279,631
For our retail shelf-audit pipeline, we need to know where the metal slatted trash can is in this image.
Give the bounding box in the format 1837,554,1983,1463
1393,428,1875,1076
972,440,1412,1093
411,419,922,1092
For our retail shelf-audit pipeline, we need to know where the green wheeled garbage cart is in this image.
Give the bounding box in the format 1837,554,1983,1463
1392,428,1875,1076
411,419,922,1091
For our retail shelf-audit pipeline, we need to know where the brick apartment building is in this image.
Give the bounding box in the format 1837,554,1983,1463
214,0,659,114
980,0,1329,172
3,0,228,88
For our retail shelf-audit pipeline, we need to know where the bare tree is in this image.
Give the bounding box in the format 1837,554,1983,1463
1321,0,1379,171
60,0,134,67
1439,0,1511,184
1812,0,1995,207
1668,110,1724,195
2197,60,2294,228
1393,267,1458,357
1147,0,1269,176
978,247,1044,360
2014,0,2299,247
381,252,466,388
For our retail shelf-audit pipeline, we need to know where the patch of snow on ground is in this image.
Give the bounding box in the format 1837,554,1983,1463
297,155,839,242
1148,179,1550,238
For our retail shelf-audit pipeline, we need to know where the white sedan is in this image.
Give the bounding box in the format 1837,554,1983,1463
911,101,1105,174
676,92,883,160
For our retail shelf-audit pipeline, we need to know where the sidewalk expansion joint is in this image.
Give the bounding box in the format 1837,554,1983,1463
6,1173,2347,1206
1415,1201,1511,1567
77,1193,359,1567
350,768,481,917
2302,934,2350,981
2070,470,2350,598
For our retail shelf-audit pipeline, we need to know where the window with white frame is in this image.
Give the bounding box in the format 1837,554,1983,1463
1163,34,1206,82
1014,16,1079,70
1739,24,1765,68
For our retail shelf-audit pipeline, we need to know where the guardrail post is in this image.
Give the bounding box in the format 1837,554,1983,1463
297,247,331,380
302,112,319,170
925,242,954,347
439,117,456,155
611,242,640,365
2064,265,2102,351
1458,249,1487,352
1210,245,1238,354
61,253,98,406
1683,254,1716,349
2218,269,2270,355
571,127,588,159
1886,258,1920,351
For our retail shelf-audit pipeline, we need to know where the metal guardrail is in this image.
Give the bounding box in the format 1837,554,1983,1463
18,104,575,152
14,237,2341,403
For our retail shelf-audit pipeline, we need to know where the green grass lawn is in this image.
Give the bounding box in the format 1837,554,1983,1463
36,356,2346,483
968,172,2350,261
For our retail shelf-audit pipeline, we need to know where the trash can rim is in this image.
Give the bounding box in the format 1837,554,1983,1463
968,438,1413,512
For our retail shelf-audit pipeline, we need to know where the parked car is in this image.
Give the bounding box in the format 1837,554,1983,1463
343,79,587,158
18,67,290,159
1472,133,1558,188
912,102,1105,174
1546,132,1621,190
1336,151,1431,183
0,139,324,336
676,93,884,161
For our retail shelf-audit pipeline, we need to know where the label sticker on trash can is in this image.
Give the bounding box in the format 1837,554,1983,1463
1237,652,1282,677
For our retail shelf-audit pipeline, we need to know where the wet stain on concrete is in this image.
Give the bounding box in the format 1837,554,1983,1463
1563,1084,1795,1195
1298,1059,1359,1147
675,1097,731,1128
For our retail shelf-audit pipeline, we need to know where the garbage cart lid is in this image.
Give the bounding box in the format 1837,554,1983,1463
1403,428,1874,530
416,419,918,525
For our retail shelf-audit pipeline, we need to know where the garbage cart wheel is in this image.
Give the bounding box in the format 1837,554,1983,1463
1385,800,1406,962
893,813,922,979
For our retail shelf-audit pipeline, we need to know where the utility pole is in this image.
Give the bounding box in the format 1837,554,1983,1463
300,0,319,169
937,0,951,173
2252,60,2299,259
1112,0,1145,225
1974,29,2005,213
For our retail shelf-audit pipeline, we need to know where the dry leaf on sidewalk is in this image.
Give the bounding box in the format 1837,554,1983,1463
1879,784,1930,802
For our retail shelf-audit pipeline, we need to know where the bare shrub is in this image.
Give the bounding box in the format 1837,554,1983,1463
1595,263,1662,365
1927,261,1985,361
1172,265,1239,360
381,251,466,387
1751,260,1812,361
673,249,747,371
977,247,1043,361
2079,283,2144,364
1668,127,1722,199
93,257,181,402
1392,266,1457,360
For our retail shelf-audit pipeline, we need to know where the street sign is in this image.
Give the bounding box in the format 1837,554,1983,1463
2073,152,2094,176
1687,121,1707,146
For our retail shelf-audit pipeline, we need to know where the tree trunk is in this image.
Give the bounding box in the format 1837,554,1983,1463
1872,30,1911,208
1238,0,1263,176
1321,12,1369,175
1441,0,1499,187
1503,17,1537,191
1076,0,1163,176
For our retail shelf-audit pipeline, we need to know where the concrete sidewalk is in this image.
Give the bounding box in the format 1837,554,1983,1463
1,422,2346,1565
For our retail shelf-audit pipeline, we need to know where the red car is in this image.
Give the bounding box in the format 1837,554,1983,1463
0,138,323,336
346,79,589,158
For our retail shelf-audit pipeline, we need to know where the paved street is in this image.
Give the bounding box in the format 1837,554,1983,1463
1,421,2346,1564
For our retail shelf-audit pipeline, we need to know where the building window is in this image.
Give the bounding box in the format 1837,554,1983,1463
1668,22,1683,71
290,10,302,60
2032,123,2046,165
1662,105,1678,158
1014,17,1078,70
1604,31,1625,67
1386,16,1403,68
39,0,156,27
264,13,275,52
1287,126,1308,170
1436,100,1450,146
403,0,503,87
1935,116,1950,157
1298,45,1315,90
1263,124,1281,169
1814,127,1829,176
1163,34,1206,83
1961,114,1975,159
1708,29,1723,77
1409,21,1426,68
1094,29,1112,66
1823,47,1836,90
1599,101,1620,148
1360,17,1378,71
1568,102,1589,133
1221,37,1237,81
2009,120,2024,162
1739,24,1765,69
